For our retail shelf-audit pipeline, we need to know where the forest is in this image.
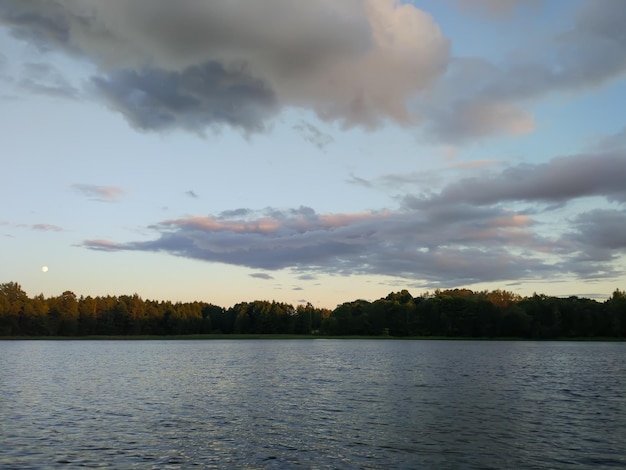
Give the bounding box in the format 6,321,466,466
1,281,625,338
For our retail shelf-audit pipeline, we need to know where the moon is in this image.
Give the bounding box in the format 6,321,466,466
41,266,48,273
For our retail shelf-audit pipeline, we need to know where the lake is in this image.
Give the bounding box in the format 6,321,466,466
1,340,625,469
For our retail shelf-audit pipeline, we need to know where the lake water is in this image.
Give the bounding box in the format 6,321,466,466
1,340,625,469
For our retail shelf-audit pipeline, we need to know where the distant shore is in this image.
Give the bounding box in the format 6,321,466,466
1,334,624,341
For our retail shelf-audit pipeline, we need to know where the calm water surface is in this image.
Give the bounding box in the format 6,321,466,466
1,340,625,469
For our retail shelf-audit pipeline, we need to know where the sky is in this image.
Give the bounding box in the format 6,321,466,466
1,0,625,309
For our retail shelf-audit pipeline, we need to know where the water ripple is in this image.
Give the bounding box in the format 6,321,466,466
1,340,625,468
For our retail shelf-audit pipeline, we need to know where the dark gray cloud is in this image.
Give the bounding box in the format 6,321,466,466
185,190,198,199
93,62,278,133
407,152,626,208
218,208,252,219
249,273,274,280
0,0,73,49
571,209,626,254
71,184,125,203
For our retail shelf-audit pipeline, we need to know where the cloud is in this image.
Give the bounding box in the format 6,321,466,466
3,0,623,145
0,0,449,133
249,273,274,280
570,209,626,256
482,0,626,100
593,127,626,152
293,121,334,150
17,62,78,98
82,150,626,286
2,221,64,232
406,152,626,208
453,159,502,169
414,0,626,143
218,208,252,219
71,184,126,202
32,223,63,232
4,0,622,143
80,204,557,286
185,190,198,199
423,99,535,143
349,159,501,193
92,62,277,133
498,1,626,98
78,207,549,285
456,0,539,17
347,175,374,188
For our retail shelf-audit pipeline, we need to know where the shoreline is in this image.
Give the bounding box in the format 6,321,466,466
1,334,624,341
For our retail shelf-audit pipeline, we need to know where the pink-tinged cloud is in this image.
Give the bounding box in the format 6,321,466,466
159,210,389,235
161,216,282,235
79,202,614,286
81,149,626,286
71,184,126,202
83,239,125,251
489,215,531,228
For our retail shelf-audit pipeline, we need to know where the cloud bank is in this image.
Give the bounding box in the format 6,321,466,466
2,1,624,143
83,152,626,286
0,0,448,132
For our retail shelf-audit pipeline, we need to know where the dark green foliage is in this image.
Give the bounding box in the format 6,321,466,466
321,289,625,338
0,282,624,338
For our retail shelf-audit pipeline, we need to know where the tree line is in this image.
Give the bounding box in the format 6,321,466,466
1,282,625,338
0,282,329,337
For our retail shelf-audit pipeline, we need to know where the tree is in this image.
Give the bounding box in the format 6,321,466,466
294,303,314,334
50,291,79,336
607,289,626,337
